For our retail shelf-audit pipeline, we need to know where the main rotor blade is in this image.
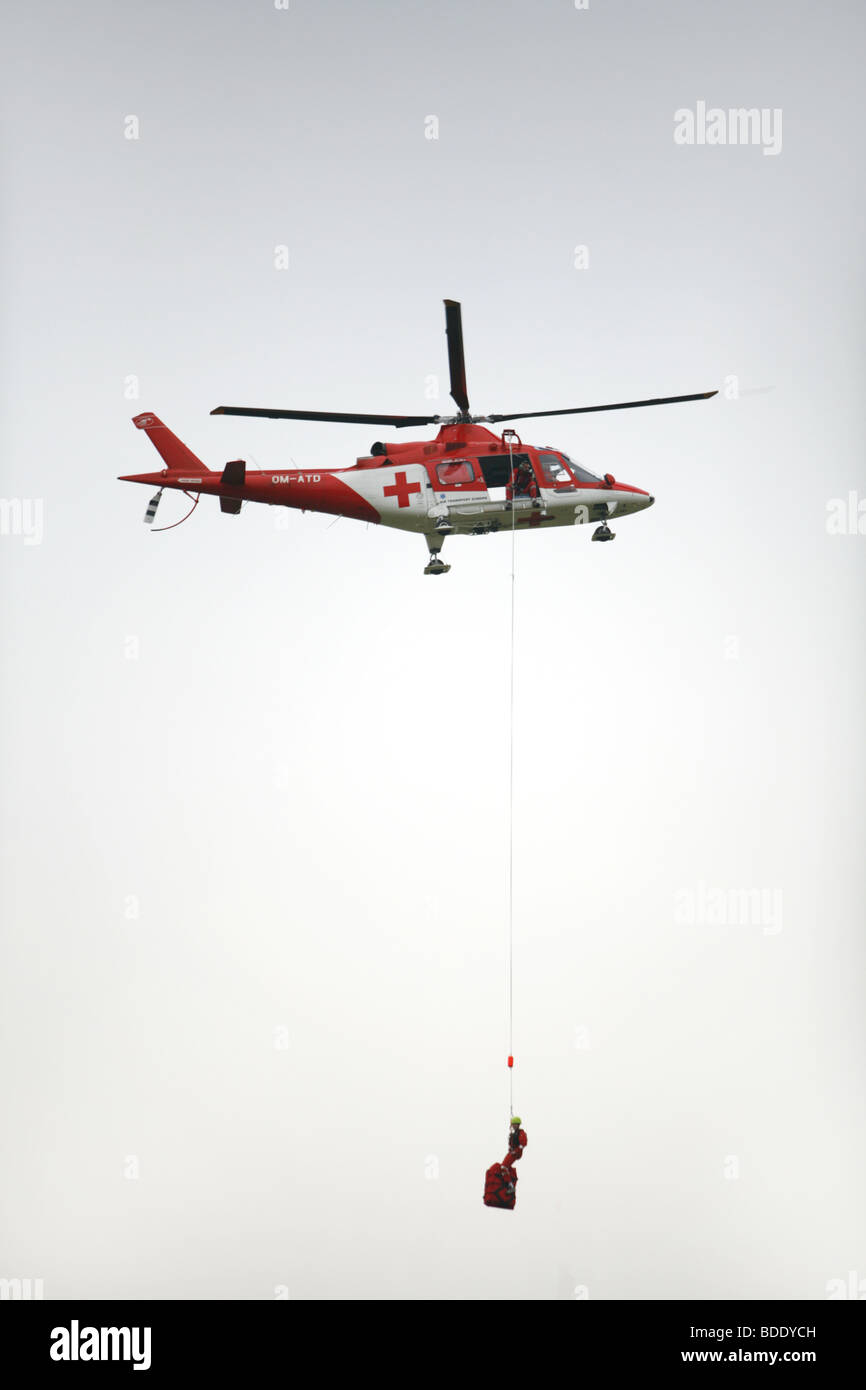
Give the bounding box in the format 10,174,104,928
443,299,469,414
487,391,718,424
211,406,438,427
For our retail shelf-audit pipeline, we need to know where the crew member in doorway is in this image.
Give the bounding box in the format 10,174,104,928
506,459,539,503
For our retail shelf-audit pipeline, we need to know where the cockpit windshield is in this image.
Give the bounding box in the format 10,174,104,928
560,454,602,484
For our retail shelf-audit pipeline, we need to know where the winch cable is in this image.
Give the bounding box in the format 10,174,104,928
505,431,518,1121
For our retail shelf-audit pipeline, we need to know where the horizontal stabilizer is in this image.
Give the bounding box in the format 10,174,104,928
220,459,246,487
220,459,245,513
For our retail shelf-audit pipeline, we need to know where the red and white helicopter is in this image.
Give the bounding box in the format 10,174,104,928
119,300,716,574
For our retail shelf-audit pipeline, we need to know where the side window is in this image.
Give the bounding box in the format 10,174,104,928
437,459,475,485
537,451,574,487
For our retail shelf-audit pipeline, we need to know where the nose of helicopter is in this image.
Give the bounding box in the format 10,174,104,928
624,488,654,512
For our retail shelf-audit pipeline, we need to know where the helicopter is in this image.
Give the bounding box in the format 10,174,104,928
118,300,717,574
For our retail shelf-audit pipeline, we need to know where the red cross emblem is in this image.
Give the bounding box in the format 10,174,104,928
383,471,422,508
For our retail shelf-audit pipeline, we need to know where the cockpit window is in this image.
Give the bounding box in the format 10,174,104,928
536,451,575,488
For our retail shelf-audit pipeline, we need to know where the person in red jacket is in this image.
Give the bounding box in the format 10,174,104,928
483,1118,528,1210
508,1116,528,1159
506,460,538,502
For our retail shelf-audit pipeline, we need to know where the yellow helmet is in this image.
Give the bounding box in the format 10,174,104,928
511,1116,522,1126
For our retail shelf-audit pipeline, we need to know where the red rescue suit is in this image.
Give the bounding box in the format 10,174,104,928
506,465,538,501
508,1126,528,1158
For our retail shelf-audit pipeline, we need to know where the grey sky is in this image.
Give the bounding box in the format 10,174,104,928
1,0,864,1299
